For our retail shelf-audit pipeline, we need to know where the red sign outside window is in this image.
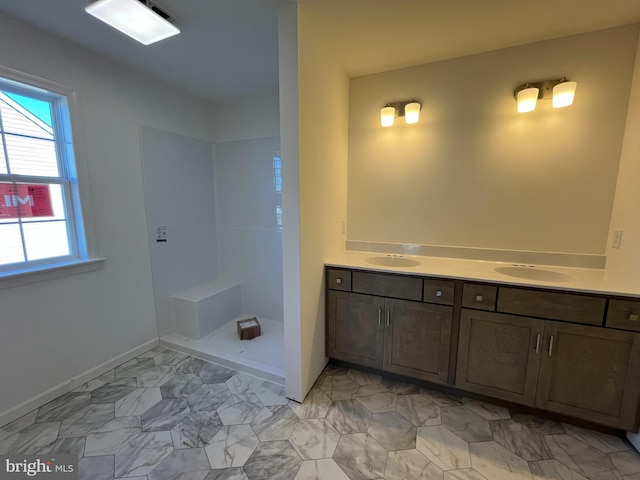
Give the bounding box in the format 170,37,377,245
0,183,54,218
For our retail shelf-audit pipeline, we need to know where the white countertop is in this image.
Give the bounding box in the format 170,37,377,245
326,250,640,298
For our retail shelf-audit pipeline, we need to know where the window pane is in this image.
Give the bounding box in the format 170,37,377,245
23,221,70,261
5,134,59,177
0,142,7,175
0,223,25,265
0,92,53,137
3,92,52,128
0,182,61,222
21,184,66,222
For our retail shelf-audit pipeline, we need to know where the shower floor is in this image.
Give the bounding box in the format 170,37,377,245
160,317,284,384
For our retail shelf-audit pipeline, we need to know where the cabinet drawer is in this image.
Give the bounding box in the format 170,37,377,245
498,287,605,325
423,278,455,305
352,271,422,301
607,299,640,332
327,268,351,291
462,283,497,311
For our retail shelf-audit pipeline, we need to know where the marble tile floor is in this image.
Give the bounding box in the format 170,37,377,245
2,347,640,480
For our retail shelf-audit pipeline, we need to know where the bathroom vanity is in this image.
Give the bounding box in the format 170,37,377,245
325,254,640,431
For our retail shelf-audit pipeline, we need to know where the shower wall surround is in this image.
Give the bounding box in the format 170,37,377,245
214,136,284,322
141,127,219,337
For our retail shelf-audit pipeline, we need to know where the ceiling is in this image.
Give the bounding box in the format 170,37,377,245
0,0,291,103
299,0,640,77
1,0,639,103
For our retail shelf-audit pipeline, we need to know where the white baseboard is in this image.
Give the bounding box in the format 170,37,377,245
0,338,159,428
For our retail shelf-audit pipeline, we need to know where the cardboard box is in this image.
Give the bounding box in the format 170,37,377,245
237,317,261,340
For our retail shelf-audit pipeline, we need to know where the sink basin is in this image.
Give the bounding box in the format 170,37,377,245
366,256,421,267
495,266,575,283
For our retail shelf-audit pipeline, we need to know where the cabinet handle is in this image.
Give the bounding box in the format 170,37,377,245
386,310,390,327
476,295,483,302
378,308,382,327
435,290,442,297
336,278,342,285
535,334,540,354
548,336,554,356
630,313,639,322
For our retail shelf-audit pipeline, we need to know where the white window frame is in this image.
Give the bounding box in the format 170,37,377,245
0,66,103,287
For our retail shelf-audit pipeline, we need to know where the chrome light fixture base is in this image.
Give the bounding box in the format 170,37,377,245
513,78,568,101
514,77,576,112
380,100,421,127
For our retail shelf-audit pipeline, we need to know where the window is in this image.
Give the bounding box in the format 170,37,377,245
0,73,88,276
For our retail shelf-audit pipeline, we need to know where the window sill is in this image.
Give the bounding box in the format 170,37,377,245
0,258,106,290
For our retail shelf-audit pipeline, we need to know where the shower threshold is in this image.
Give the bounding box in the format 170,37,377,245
161,317,285,384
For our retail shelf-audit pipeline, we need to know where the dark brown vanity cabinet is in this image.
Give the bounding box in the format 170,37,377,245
536,321,640,430
383,299,452,383
326,267,640,430
326,268,453,385
456,309,543,406
327,291,385,369
456,288,640,430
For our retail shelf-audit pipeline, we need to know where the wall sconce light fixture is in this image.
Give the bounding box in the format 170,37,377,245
514,78,576,112
86,0,180,45
381,106,396,127
380,100,421,127
516,86,539,113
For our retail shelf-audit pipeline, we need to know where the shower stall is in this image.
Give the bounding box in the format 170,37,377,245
141,127,284,384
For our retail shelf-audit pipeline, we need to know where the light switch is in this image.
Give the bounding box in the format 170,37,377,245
612,228,623,249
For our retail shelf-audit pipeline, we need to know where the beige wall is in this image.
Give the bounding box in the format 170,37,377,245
297,5,349,396
348,26,638,255
280,4,349,401
606,33,640,285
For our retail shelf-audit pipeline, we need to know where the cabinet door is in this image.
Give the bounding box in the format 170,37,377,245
383,299,453,385
536,322,640,430
456,309,544,405
327,291,384,369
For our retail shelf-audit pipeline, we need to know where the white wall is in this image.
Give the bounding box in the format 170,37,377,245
279,4,303,400
211,91,280,143
0,12,212,422
348,26,638,256
141,127,219,337
214,136,283,321
279,4,350,400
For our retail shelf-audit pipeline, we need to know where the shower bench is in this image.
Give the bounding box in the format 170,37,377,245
170,279,242,339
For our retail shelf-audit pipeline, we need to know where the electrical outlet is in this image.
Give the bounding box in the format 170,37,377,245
612,228,623,249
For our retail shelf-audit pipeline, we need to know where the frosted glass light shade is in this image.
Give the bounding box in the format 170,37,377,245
404,102,421,124
381,106,396,127
517,87,539,113
552,81,577,108
86,0,180,45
